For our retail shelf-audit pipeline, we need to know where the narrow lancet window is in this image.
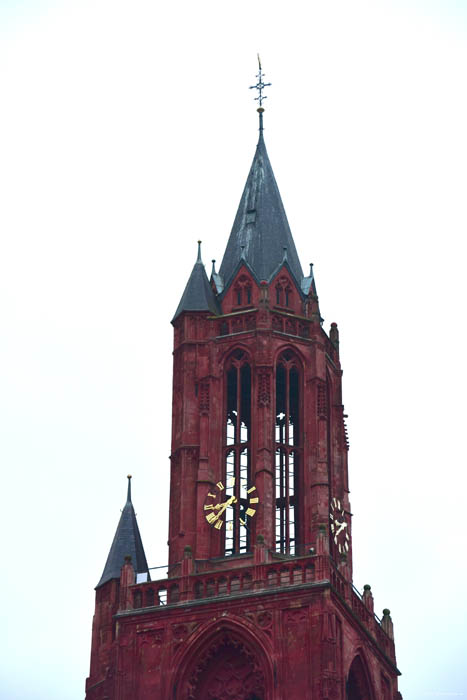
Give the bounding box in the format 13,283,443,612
224,351,252,555
275,353,301,555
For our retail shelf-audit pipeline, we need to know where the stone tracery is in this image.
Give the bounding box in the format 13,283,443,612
185,632,266,700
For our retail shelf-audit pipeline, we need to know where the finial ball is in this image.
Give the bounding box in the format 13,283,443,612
127,474,132,479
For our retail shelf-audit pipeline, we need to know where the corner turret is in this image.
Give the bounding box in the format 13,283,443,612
96,475,149,588
172,241,220,321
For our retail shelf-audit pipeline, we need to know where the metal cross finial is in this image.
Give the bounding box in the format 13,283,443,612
249,54,271,107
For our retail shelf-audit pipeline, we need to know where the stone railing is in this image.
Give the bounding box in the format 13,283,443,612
122,551,394,661
128,554,322,609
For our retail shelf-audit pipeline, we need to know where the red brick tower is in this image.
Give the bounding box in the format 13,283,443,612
86,75,402,700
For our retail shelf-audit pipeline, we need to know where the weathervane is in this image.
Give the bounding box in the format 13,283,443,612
249,54,271,108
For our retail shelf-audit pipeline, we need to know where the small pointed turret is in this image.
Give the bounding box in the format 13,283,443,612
301,262,316,296
173,241,220,321
211,259,224,294
96,476,149,588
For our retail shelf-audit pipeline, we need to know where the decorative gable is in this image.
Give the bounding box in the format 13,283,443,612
220,266,257,315
270,267,302,315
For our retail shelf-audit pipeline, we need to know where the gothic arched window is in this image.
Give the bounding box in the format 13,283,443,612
275,351,301,555
234,276,253,308
275,277,292,307
224,350,252,555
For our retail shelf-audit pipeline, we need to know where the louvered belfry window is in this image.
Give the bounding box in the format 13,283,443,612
224,350,251,555
275,352,300,554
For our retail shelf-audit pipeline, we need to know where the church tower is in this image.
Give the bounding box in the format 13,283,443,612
86,66,401,700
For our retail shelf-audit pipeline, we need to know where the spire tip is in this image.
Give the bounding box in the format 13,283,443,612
249,57,271,135
126,475,132,503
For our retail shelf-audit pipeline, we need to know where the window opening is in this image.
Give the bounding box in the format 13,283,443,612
275,357,300,554
224,355,252,555
234,277,252,307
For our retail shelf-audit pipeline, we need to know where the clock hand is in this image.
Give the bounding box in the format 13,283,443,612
213,495,237,521
335,522,348,536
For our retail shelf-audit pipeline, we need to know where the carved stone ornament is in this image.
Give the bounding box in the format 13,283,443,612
187,632,265,700
320,674,340,700
284,607,309,625
243,609,273,636
245,314,256,331
137,627,165,645
317,383,327,418
172,622,199,651
199,382,210,413
257,370,271,407
272,315,282,332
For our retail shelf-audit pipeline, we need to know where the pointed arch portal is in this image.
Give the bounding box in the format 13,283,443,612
175,627,271,700
347,654,374,700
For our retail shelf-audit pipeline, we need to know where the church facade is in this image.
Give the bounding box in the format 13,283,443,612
85,86,401,700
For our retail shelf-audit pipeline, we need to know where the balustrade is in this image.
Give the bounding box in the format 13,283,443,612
125,555,393,659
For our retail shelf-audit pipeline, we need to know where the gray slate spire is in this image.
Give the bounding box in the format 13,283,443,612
219,132,303,288
96,476,149,588
172,241,220,321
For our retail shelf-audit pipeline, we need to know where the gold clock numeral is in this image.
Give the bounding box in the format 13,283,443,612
227,522,233,531
245,508,256,517
207,492,216,498
239,518,246,526
216,481,225,490
214,520,223,530
204,504,215,511
228,477,236,487
247,486,256,494
249,497,259,504
206,513,217,524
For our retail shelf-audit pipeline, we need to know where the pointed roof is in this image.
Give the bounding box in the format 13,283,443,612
96,476,149,588
219,132,303,288
172,241,220,321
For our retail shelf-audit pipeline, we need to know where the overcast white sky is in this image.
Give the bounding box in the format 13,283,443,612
1,1,466,698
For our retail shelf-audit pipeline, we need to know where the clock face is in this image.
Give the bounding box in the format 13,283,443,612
330,497,350,554
204,477,259,530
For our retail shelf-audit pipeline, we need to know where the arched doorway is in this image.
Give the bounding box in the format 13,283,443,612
175,626,271,700
347,654,374,700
